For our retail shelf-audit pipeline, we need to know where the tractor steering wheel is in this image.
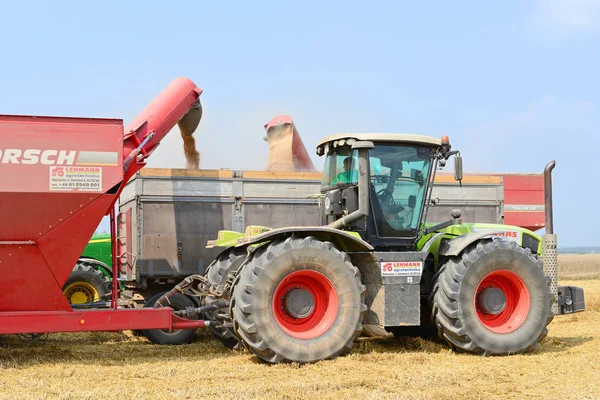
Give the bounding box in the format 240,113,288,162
376,188,404,214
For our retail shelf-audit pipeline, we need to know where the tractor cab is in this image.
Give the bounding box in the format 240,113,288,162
317,133,461,250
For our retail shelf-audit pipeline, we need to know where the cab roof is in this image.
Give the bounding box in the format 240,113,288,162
316,133,442,148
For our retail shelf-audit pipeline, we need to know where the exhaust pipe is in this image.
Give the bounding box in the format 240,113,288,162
542,161,558,314
542,161,585,315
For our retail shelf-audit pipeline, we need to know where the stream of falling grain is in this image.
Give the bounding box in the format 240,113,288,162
177,104,202,170
266,123,294,171
182,135,200,169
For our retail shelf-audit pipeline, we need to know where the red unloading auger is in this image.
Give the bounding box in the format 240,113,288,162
0,77,206,335
111,77,203,308
121,77,203,194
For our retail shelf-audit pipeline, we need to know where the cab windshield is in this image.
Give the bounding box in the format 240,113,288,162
320,143,434,234
370,144,434,234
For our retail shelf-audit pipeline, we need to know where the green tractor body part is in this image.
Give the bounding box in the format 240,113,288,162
80,233,113,277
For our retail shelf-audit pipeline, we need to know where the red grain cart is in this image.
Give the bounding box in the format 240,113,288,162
0,77,213,337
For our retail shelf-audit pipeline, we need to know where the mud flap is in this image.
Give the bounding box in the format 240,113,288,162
556,286,585,314
369,251,425,327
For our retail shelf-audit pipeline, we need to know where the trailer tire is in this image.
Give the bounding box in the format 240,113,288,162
203,247,247,350
62,262,111,305
431,239,554,356
141,292,197,345
231,236,367,364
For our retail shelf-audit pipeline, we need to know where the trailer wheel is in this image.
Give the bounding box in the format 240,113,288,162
231,236,367,364
203,247,247,349
62,262,110,304
431,239,554,356
141,292,197,345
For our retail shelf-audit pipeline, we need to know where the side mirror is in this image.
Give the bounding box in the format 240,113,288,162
454,155,463,182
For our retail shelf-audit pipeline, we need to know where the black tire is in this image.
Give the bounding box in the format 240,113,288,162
62,262,111,304
231,236,367,364
431,239,554,356
203,247,247,349
141,292,197,345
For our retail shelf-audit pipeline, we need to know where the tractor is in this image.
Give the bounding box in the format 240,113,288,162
197,133,584,363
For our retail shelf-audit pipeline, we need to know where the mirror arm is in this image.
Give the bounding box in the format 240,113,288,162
444,150,460,159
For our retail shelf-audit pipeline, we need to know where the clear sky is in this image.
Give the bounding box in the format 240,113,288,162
1,1,598,246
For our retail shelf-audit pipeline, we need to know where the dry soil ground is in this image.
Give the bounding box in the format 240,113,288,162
0,256,599,400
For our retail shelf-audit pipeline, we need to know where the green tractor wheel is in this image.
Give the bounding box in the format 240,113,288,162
62,262,111,305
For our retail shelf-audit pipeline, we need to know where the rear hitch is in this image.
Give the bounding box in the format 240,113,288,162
557,286,585,314
172,301,230,319
154,274,232,326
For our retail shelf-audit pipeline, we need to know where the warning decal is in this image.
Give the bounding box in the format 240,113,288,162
381,261,423,277
49,166,103,191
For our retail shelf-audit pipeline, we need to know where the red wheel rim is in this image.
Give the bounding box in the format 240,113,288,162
475,269,530,334
272,270,338,340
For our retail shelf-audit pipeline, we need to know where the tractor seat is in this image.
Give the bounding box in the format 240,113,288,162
387,195,416,230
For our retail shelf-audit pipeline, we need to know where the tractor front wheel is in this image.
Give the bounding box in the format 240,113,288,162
231,236,366,363
431,239,554,356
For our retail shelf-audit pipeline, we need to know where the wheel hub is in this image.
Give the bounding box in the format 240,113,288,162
63,283,99,305
474,269,531,334
272,269,339,340
284,288,315,319
477,287,507,315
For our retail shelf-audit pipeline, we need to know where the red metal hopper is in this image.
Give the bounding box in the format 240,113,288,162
0,77,206,334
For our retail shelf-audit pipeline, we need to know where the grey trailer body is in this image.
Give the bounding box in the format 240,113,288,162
117,168,510,293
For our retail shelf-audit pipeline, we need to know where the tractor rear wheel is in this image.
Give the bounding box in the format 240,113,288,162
62,262,111,305
203,247,247,349
431,239,554,356
141,292,197,345
231,236,366,364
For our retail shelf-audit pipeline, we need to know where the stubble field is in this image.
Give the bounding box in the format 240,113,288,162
1,255,599,400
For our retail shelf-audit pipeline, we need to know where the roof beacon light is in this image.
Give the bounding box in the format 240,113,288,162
441,135,450,146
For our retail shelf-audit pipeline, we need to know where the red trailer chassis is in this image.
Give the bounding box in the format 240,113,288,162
0,77,210,335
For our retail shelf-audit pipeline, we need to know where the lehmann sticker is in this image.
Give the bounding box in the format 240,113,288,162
50,166,103,191
380,261,423,277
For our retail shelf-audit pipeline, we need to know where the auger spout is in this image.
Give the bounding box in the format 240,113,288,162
122,77,203,182
264,115,316,172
